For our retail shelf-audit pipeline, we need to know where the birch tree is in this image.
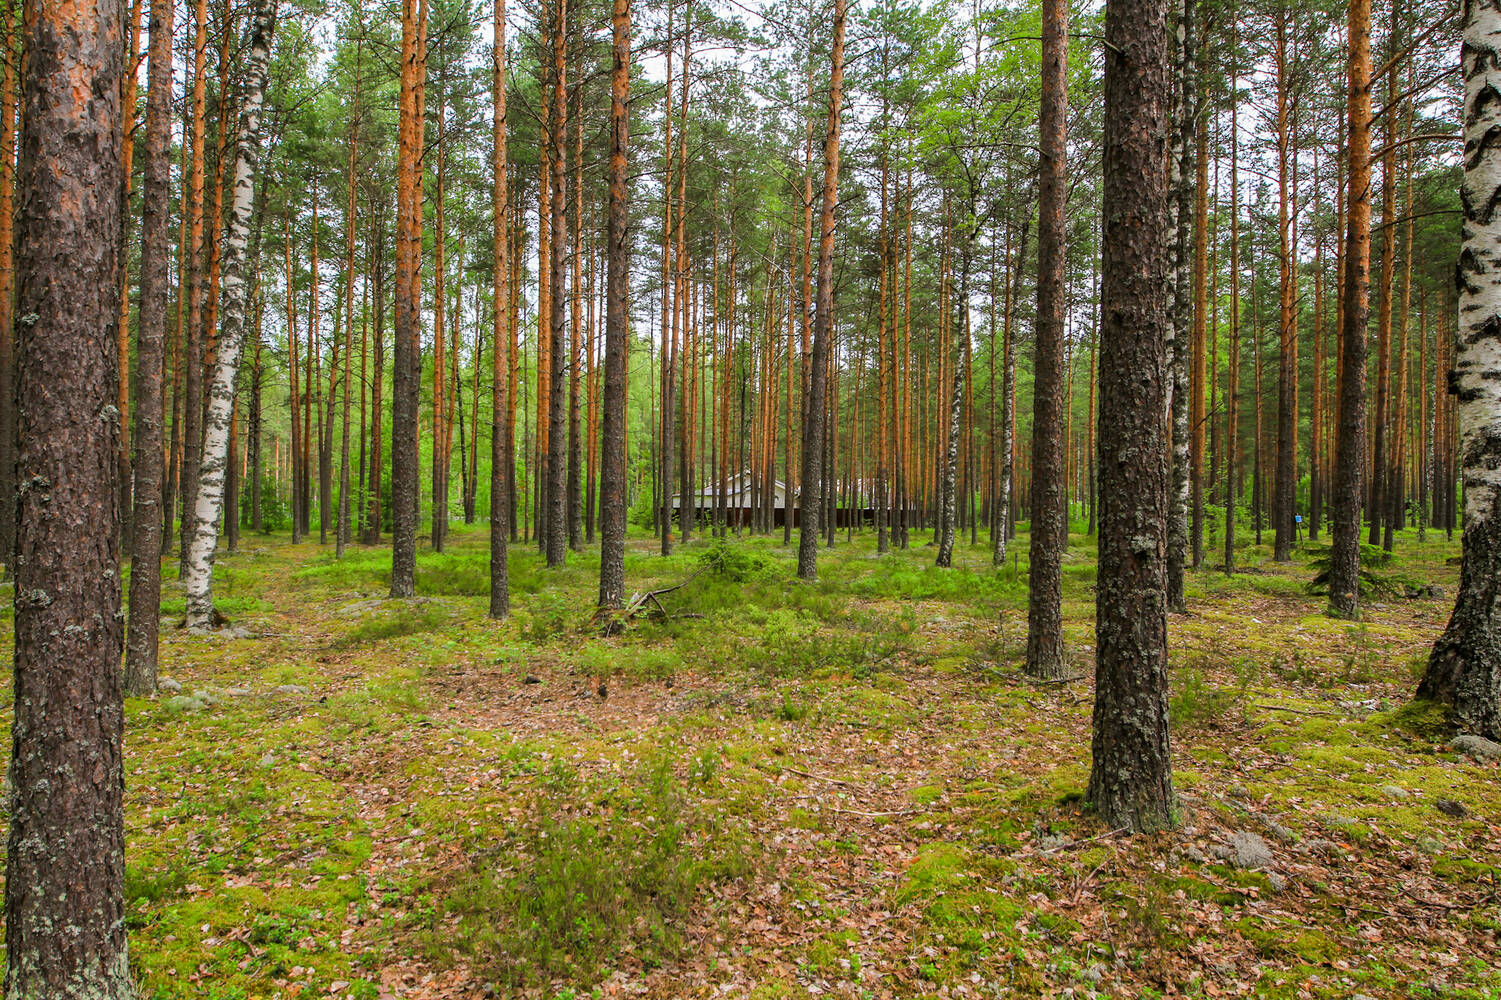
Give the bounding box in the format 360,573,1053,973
1417,0,1501,738
183,0,279,630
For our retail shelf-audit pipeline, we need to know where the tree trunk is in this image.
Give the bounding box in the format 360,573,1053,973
544,0,568,567
178,0,210,573
1165,0,1194,611
0,0,17,573
598,0,631,611
390,0,427,597
183,0,277,630
1026,0,1069,679
1328,0,1371,619
1088,0,1175,835
1273,10,1297,563
5,0,132,987
1416,2,1501,739
125,0,175,695
796,0,845,582
490,0,511,618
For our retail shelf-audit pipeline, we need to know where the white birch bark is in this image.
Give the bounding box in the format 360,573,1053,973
1419,0,1501,737
184,0,278,630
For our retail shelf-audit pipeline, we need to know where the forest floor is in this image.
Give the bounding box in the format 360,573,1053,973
0,519,1498,1000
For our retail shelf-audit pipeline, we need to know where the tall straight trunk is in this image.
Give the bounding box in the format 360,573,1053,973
391,0,427,596
183,0,276,630
657,0,675,554
367,212,386,544
1370,55,1398,548
5,0,132,988
125,0,175,695
1329,0,1372,619
285,211,301,541
1417,2,1501,738
797,0,845,581
1225,26,1240,574
1273,10,1297,563
1165,0,1194,610
598,0,630,610
0,0,16,572
544,0,568,567
178,0,210,572
432,112,448,552
1026,0,1069,679
567,90,584,550
1089,0,1175,834
1189,40,1208,568
338,43,360,557
116,0,143,555
490,0,511,617
936,245,968,569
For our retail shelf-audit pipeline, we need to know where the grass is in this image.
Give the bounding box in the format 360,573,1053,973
0,517,1494,999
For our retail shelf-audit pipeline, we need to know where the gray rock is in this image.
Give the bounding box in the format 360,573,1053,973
1380,785,1409,799
164,695,204,713
192,689,219,707
275,684,310,696
222,687,252,697
1227,830,1274,870
1302,838,1342,858
1452,734,1501,762
225,625,257,640
259,752,276,768
186,625,214,637
158,677,182,693
1435,798,1469,819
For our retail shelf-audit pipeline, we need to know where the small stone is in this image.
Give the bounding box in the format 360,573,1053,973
158,677,182,693
226,625,257,640
1380,785,1409,799
523,674,541,685
1451,734,1501,762
1435,798,1468,819
259,752,276,768
1082,964,1104,984
223,687,252,697
276,684,310,696
164,695,203,713
1227,830,1274,870
1303,838,1342,858
187,625,214,637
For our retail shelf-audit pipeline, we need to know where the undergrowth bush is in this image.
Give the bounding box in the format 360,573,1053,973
426,757,752,986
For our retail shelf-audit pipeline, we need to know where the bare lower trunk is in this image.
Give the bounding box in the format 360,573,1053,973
598,0,631,611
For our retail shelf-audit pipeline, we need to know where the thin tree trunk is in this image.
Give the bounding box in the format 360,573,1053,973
797,0,845,581
183,0,277,630
598,0,631,611
490,0,510,617
1329,0,1372,619
1026,0,1069,678
125,0,175,695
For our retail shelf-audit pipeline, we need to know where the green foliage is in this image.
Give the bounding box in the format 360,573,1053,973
243,474,290,533
340,602,450,647
1305,543,1420,599
427,758,751,985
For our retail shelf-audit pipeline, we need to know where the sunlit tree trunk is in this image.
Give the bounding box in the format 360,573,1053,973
598,0,631,611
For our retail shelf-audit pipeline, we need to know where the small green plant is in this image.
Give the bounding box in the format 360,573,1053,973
1305,542,1420,599
1170,667,1238,731
522,592,575,642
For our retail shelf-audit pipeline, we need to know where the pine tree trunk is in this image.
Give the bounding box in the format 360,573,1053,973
178,0,210,573
390,0,426,596
1329,0,1371,619
1026,0,1069,679
1416,2,1501,739
797,0,845,582
0,0,17,573
490,0,511,618
5,0,132,987
1088,0,1175,835
183,0,277,630
125,0,176,695
544,0,568,567
598,0,631,611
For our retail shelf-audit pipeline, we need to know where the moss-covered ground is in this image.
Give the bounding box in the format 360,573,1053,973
0,520,1497,999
